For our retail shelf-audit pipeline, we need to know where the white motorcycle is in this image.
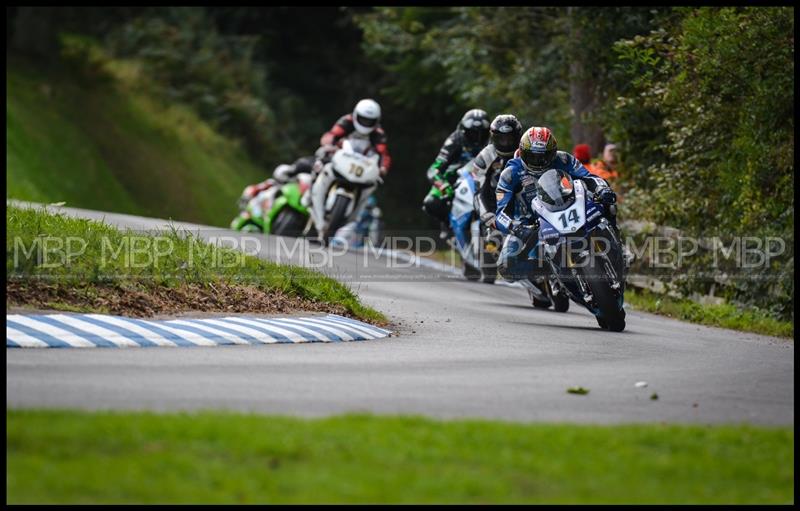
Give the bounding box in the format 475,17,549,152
306,138,383,245
448,162,499,283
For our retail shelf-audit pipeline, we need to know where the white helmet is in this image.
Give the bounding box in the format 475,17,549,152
272,164,294,183
352,98,381,134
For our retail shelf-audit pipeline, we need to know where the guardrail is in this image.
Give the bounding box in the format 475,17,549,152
619,219,792,307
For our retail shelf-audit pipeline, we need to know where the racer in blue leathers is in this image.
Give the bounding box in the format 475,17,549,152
494,127,616,302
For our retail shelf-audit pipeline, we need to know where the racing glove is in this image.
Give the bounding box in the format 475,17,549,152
433,178,453,197
511,219,537,242
596,187,617,205
315,144,339,161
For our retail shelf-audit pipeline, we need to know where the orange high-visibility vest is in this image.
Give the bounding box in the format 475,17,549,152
587,160,619,181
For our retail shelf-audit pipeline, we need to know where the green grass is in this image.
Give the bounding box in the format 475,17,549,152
626,287,793,339
6,409,793,504
7,47,264,227
6,204,385,324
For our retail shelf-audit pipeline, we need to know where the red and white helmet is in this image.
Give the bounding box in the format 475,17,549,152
519,126,558,174
353,98,381,134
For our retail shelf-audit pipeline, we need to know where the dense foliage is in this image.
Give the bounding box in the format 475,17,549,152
609,7,794,318
358,6,794,319
107,8,283,164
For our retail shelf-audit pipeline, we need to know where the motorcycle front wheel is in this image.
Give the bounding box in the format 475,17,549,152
583,257,626,332
322,194,352,245
271,208,307,237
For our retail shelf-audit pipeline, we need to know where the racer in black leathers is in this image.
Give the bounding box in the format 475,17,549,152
473,115,524,226
470,114,525,255
422,109,490,236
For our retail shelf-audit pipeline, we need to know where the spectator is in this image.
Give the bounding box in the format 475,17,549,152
572,143,592,168
588,143,619,182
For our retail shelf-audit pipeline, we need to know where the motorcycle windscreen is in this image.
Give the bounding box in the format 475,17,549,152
535,169,576,212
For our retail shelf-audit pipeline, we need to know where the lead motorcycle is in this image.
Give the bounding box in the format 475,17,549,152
306,139,383,245
531,169,626,331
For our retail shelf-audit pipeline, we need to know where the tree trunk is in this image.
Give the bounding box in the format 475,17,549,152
567,8,605,157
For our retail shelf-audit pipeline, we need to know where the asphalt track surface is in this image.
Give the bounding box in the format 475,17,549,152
7,204,794,424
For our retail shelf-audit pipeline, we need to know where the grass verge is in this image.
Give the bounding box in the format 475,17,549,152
6,409,793,504
626,287,792,339
6,204,385,324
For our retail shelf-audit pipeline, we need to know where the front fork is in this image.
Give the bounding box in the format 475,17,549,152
563,230,624,309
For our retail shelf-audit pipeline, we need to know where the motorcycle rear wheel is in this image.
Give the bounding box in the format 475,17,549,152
532,297,552,309
478,225,498,284
550,288,570,313
463,260,482,281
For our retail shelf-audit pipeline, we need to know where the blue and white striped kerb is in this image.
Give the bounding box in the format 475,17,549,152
6,313,391,348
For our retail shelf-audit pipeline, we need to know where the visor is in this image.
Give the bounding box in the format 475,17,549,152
522,150,552,170
492,133,517,152
356,114,378,128
464,127,488,147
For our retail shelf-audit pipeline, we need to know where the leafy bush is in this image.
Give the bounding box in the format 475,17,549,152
611,7,794,320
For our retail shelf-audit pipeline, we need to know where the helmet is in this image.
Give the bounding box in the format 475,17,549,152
353,99,381,134
272,163,294,183
458,109,490,149
489,114,523,157
536,169,575,212
519,126,557,174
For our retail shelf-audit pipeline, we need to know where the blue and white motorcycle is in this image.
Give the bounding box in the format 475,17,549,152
531,169,627,331
449,163,499,283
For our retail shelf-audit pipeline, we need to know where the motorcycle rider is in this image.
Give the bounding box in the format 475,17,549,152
305,98,391,237
230,156,316,230
236,156,316,211
422,108,490,238
495,126,617,305
473,114,524,252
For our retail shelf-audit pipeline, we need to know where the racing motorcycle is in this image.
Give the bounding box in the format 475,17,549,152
307,139,383,245
449,162,499,283
231,174,312,236
531,168,626,331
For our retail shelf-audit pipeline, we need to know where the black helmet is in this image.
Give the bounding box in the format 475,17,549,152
489,114,523,157
458,109,490,149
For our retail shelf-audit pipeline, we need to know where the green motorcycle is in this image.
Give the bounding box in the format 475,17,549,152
230,175,311,237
